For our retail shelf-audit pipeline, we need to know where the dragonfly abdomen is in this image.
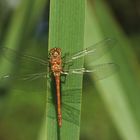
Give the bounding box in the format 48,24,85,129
55,75,62,127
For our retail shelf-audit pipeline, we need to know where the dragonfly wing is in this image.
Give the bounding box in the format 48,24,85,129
0,72,48,81
1,47,48,66
47,88,81,126
0,72,48,92
61,103,80,126
61,88,81,103
47,88,81,104
47,100,80,126
63,63,119,80
66,38,116,63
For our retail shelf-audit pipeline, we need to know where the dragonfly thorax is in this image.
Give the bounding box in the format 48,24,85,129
49,48,62,76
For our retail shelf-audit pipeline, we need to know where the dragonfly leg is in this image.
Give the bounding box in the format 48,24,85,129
61,71,69,75
60,72,68,83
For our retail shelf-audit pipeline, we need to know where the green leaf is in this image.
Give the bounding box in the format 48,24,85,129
46,0,85,140
0,0,47,75
82,1,140,140
0,0,48,139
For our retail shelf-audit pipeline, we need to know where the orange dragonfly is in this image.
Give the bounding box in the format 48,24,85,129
0,38,118,127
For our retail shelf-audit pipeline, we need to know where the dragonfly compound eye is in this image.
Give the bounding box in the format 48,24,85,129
50,48,61,56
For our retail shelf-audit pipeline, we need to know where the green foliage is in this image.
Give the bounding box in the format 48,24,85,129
0,0,47,140
46,0,85,140
81,1,140,140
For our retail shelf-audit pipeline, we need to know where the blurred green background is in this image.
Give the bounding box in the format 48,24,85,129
0,0,140,140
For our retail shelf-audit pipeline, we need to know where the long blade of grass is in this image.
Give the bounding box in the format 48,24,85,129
0,0,48,139
46,0,85,140
84,1,140,140
0,0,47,74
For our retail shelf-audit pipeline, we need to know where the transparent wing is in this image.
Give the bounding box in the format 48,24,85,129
62,63,119,80
61,103,80,126
0,72,48,81
47,103,80,126
66,38,116,63
0,47,48,85
47,89,81,126
0,72,48,92
48,89,81,104
1,47,48,65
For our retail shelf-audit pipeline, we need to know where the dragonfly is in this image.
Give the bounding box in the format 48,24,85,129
0,38,118,127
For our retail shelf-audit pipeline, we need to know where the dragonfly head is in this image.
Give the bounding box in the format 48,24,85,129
49,48,61,58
